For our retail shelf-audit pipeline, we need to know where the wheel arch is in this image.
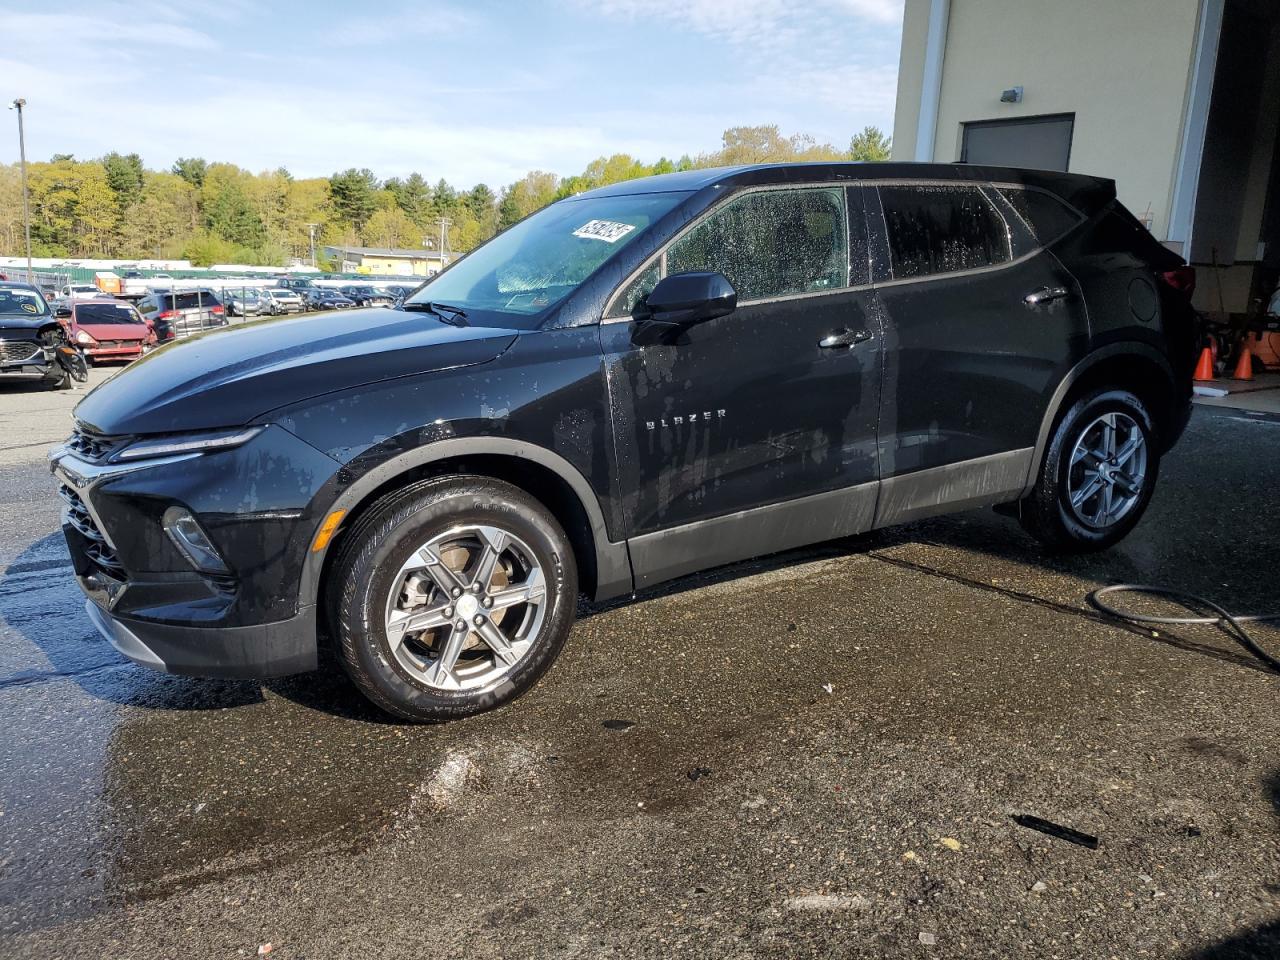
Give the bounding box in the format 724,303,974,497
1019,343,1178,498
301,438,633,616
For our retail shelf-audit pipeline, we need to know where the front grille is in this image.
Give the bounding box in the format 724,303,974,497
58,483,125,576
0,340,40,363
65,427,123,463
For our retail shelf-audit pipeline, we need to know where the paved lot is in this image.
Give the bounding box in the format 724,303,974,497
0,369,1278,959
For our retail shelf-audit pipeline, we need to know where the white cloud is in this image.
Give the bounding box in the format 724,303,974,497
2,10,218,51
827,0,905,26
0,0,903,185
578,0,903,47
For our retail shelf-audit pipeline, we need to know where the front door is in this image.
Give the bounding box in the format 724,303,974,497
599,184,883,586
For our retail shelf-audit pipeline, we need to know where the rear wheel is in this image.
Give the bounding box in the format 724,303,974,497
1020,388,1160,552
329,476,578,722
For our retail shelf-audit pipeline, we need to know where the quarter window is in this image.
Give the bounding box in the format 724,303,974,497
666,187,849,302
879,185,1012,280
997,186,1082,252
607,262,660,319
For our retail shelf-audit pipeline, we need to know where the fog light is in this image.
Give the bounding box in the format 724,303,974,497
162,506,230,575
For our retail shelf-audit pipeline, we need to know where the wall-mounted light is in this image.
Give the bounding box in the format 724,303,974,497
1000,86,1024,103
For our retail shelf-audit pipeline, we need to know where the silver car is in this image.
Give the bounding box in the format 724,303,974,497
259,288,306,316
222,289,264,318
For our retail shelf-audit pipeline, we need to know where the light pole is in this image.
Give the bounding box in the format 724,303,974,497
8,98,33,284
306,222,319,268
435,216,452,271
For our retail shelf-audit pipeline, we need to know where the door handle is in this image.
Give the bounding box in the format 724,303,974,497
819,328,872,349
1024,285,1069,306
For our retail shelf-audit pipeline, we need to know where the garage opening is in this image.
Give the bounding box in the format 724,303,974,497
1190,0,1280,331
960,113,1075,173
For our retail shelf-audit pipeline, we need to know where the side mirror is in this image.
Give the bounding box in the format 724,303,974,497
632,271,736,345
55,305,72,318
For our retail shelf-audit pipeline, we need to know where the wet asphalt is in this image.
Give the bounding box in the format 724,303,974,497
1,372,1278,959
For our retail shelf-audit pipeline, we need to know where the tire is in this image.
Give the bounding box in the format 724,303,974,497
329,476,578,722
1019,388,1160,552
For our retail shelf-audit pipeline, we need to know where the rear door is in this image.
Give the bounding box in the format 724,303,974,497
601,183,883,585
867,181,1089,520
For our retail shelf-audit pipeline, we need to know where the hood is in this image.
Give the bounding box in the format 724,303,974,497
77,321,150,340
0,313,56,334
74,307,519,436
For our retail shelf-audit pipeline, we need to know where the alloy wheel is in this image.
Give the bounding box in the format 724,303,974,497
383,524,547,692
1066,412,1148,529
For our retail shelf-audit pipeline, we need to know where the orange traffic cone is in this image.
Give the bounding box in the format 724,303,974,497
1193,346,1215,381
1232,342,1254,381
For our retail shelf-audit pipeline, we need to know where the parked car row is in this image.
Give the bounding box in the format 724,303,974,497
1,282,156,386
6,276,424,370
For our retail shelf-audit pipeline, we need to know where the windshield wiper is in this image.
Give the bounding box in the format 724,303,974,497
402,301,469,326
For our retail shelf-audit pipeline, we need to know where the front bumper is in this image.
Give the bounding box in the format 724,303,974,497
1,339,55,376
84,597,317,678
85,343,145,361
50,424,341,678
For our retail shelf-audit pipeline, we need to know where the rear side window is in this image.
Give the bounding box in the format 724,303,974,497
997,187,1082,250
667,187,849,301
879,185,1012,280
172,292,220,309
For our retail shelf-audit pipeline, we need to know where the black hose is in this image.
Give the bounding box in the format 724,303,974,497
1087,584,1280,674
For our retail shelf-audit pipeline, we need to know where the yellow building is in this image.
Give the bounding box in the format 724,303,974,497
324,246,451,278
893,0,1280,314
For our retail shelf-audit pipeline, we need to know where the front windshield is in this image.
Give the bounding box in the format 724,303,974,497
76,302,145,324
406,191,688,325
0,287,49,318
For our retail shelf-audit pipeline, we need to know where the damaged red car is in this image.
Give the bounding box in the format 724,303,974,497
57,299,156,363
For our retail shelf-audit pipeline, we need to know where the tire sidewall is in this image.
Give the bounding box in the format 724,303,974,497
1046,389,1159,548
337,480,577,721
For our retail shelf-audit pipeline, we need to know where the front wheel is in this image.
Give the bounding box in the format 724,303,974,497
1019,388,1160,552
329,476,578,722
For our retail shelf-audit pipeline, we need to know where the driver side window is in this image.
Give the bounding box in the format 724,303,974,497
605,186,851,318
667,187,848,302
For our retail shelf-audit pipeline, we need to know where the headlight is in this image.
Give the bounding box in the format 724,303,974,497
112,425,265,462
75,329,97,345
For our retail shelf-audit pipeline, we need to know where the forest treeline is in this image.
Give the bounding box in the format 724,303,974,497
0,125,891,267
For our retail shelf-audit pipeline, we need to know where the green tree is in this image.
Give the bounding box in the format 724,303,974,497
431,178,459,220
102,152,145,211
26,159,118,256
362,206,421,249
849,126,892,162
203,175,266,248
172,157,208,188
497,171,559,228
464,183,495,221
117,172,197,258
329,168,380,230
385,172,432,224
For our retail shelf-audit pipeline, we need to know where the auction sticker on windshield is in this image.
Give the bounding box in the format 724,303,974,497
572,219,636,243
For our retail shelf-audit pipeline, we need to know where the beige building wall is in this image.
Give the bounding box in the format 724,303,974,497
889,0,933,164
892,0,1202,240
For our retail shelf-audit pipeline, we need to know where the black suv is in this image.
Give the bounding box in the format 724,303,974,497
50,163,1195,721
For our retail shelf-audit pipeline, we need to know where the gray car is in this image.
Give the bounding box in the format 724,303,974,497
222,289,264,318
136,289,228,341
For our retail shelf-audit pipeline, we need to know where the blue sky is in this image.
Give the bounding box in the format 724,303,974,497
0,0,904,188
